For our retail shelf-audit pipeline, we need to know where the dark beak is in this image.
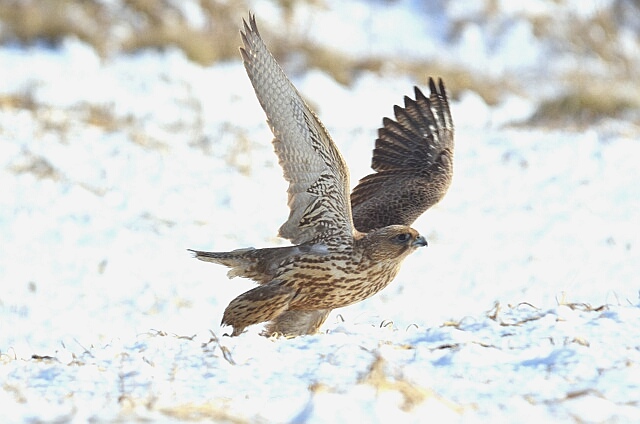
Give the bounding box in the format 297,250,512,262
413,235,428,247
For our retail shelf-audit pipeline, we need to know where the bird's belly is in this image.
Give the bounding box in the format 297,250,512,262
285,261,400,309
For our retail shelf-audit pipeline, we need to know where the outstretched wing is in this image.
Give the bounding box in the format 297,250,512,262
350,78,454,232
240,15,355,245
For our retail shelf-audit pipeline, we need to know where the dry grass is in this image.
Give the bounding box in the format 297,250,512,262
530,2,639,79
520,1,640,126
527,91,638,128
0,91,134,134
158,401,249,423
283,41,518,105
1,0,638,127
359,354,464,414
524,77,640,128
0,0,109,52
0,92,36,110
0,0,251,65
446,0,640,126
9,151,60,181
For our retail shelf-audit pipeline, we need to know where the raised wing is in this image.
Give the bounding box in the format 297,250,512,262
240,15,355,245
351,78,454,232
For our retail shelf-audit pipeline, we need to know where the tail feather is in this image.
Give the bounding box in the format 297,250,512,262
189,247,267,281
188,245,307,284
189,247,254,266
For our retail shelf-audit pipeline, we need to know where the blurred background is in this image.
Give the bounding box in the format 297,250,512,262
1,0,639,127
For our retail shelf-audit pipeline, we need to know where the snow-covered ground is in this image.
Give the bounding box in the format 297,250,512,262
1,0,639,422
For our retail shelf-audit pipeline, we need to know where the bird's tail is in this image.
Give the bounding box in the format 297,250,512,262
189,247,262,279
189,245,301,284
189,247,253,266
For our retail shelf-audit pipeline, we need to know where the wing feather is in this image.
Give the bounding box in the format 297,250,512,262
351,78,454,232
240,15,355,244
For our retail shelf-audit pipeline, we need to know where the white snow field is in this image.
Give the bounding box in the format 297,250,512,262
1,0,639,422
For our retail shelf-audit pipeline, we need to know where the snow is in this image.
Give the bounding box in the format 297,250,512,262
1,0,639,422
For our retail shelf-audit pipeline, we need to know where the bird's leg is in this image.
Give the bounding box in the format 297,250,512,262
263,309,332,337
222,282,295,336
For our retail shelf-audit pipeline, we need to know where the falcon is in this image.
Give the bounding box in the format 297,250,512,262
190,14,454,337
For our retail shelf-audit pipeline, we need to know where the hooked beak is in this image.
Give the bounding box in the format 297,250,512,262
413,235,428,247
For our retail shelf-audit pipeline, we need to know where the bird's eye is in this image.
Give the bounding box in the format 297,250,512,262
394,233,411,243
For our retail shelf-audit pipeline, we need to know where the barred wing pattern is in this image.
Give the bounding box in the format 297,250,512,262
351,78,454,232
240,15,355,245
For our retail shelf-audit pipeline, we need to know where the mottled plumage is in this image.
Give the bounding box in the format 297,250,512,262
351,79,454,232
190,14,454,337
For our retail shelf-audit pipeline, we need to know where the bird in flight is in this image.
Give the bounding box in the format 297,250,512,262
190,14,454,337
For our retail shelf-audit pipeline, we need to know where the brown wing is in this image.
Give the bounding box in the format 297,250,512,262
350,78,454,232
240,15,355,245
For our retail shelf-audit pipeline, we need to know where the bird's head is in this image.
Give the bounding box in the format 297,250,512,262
358,225,427,262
